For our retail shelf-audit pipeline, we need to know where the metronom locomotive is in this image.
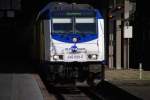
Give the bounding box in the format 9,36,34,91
33,2,105,85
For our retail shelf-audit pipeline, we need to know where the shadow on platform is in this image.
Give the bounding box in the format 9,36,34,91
97,81,142,100
0,60,38,73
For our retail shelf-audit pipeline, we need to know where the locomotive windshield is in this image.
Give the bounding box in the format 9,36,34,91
75,18,96,34
52,17,96,34
52,18,73,34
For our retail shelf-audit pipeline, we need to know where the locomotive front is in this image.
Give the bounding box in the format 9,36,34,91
36,2,105,85
49,8,104,63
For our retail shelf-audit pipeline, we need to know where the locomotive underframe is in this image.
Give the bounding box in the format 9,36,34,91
41,62,105,85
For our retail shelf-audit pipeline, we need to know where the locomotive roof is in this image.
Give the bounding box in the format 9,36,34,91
36,2,102,20
38,2,95,15
47,2,94,11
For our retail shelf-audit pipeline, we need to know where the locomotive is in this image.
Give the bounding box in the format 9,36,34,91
33,2,105,85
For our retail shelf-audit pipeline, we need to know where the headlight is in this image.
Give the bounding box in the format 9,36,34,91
92,54,97,59
53,55,59,60
53,55,63,60
88,54,97,60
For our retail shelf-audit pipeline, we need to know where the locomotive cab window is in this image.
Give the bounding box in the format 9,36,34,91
52,18,73,34
75,18,96,34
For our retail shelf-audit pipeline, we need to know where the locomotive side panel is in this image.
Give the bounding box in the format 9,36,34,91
43,20,50,61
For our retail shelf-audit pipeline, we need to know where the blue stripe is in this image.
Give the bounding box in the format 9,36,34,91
51,33,98,43
95,9,103,19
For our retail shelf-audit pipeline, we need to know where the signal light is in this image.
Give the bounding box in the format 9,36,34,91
108,14,113,19
117,6,121,10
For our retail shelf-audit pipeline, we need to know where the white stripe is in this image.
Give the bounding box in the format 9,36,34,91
75,18,95,23
52,18,71,23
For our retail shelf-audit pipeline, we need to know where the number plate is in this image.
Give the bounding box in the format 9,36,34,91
65,53,86,61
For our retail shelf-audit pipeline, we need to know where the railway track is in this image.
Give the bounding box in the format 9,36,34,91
44,82,142,100
36,73,142,100
78,86,105,100
48,85,106,100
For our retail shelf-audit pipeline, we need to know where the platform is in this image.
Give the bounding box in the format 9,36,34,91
0,74,44,100
109,80,150,100
105,69,150,100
